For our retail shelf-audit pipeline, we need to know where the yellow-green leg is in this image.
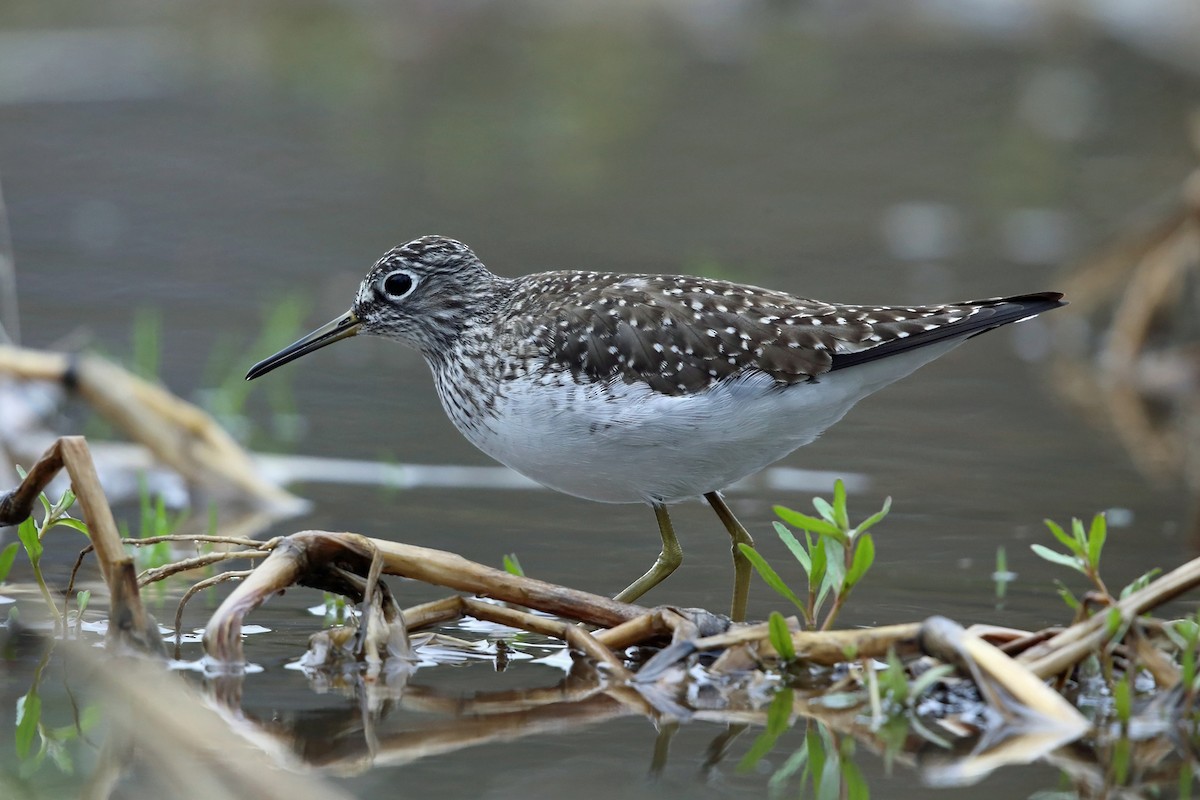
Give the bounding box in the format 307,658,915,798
704,491,754,622
614,503,682,604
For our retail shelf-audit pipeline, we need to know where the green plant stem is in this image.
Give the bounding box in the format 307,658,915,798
807,582,817,629
30,563,63,630
820,592,847,632
819,541,857,630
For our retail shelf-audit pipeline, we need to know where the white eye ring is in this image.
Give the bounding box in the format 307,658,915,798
380,270,418,299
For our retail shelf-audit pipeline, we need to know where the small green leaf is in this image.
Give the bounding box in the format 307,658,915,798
842,758,869,800
501,553,524,577
48,518,90,538
1031,544,1084,573
855,496,892,536
879,648,909,704
1105,607,1125,639
1055,580,1081,611
15,691,41,759
1112,735,1131,785
845,534,875,589
1071,518,1088,548
1114,671,1132,724
1120,567,1161,599
812,497,838,526
1168,618,1199,650
774,522,811,574
818,539,845,605
50,488,76,517
811,536,831,613
0,541,18,582
739,543,805,612
17,517,42,565
775,506,844,541
831,479,849,531
768,611,796,661
76,590,92,616
1044,519,1084,556
1087,513,1107,568
809,535,827,589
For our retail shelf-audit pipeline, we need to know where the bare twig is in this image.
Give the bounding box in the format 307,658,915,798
203,530,659,665
138,550,270,586
0,346,303,509
130,534,278,549
1021,554,1200,678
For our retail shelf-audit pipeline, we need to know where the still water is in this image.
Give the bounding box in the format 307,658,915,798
2,2,1199,798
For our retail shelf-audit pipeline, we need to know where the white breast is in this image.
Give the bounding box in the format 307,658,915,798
430,339,963,505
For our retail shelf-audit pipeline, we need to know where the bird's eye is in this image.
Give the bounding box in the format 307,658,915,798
382,271,416,299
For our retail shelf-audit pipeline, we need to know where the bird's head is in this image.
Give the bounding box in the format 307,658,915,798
246,235,498,380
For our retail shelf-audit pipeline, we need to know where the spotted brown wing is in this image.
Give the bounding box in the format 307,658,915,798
510,272,1063,396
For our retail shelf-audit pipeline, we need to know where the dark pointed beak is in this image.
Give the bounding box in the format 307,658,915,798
246,310,361,380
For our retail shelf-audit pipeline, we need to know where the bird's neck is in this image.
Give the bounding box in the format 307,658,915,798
418,270,516,366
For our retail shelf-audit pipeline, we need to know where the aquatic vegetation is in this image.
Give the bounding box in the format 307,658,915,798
740,479,888,630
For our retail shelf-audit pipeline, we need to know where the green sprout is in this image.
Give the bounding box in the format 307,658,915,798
8,468,90,630
741,479,889,630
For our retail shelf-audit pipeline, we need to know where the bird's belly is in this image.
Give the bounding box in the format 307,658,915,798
439,344,959,504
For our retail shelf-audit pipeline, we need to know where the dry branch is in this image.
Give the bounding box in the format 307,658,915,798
1020,554,1200,678
203,530,658,665
0,345,302,509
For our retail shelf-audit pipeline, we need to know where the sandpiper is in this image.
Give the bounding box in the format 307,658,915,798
247,235,1064,620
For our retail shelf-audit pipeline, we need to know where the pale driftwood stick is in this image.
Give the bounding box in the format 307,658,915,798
689,620,923,666
0,343,68,381
61,438,164,654
367,534,648,628
593,609,682,650
204,530,652,665
73,354,302,509
0,437,68,528
58,438,125,582
920,616,1088,730
205,538,306,664
0,345,302,510
401,596,468,629
1021,555,1200,678
1127,625,1181,688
